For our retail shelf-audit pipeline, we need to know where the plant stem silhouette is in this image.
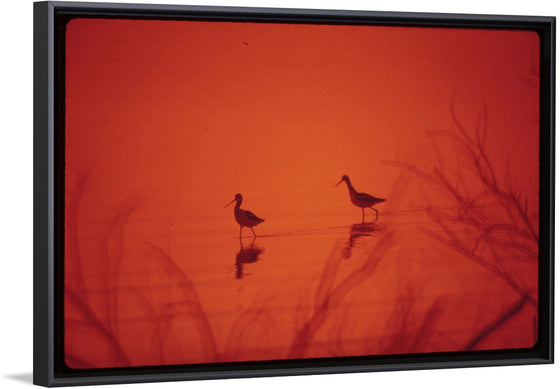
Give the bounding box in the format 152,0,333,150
385,98,539,349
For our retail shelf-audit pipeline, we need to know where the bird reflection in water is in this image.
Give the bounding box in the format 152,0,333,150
235,237,264,279
342,222,383,259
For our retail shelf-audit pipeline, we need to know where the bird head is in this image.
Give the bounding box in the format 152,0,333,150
335,175,350,188
224,193,243,207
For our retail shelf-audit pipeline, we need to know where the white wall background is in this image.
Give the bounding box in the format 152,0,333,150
0,0,557,388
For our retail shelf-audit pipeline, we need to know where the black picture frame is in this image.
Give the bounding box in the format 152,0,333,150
33,1,555,387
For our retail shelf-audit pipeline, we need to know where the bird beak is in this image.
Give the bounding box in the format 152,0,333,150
224,198,236,207
334,179,343,188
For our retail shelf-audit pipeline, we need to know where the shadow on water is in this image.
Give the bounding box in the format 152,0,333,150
235,237,265,279
342,222,384,259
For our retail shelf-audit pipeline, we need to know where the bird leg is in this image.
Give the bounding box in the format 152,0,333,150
361,208,365,224
251,227,257,238
370,207,379,221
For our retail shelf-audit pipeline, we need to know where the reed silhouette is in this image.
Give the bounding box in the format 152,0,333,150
385,97,538,349
99,197,145,345
65,174,131,367
287,170,410,358
378,289,446,354
146,243,220,362
65,175,221,366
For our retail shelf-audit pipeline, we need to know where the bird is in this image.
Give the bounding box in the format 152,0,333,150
224,193,265,238
335,175,386,223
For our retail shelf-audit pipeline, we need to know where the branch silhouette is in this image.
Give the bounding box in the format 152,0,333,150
385,98,538,349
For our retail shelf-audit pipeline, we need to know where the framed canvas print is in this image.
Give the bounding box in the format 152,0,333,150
33,1,554,387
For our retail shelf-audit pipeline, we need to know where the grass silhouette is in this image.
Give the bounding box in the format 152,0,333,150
385,97,538,349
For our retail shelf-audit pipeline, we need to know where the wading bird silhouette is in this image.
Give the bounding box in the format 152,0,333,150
224,193,265,238
335,175,386,223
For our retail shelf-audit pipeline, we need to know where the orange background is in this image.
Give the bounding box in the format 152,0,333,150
64,18,540,368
